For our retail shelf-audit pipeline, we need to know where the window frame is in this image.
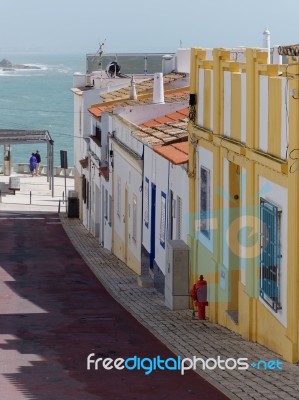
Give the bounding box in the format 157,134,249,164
200,166,211,239
259,198,282,312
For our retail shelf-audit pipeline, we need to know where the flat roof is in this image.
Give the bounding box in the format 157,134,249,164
0,130,53,145
88,89,189,118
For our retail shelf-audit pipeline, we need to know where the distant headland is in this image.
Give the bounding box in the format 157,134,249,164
0,58,41,70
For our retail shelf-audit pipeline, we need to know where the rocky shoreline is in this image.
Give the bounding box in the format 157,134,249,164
0,58,41,70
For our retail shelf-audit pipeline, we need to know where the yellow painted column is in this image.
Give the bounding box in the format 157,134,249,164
285,63,299,362
188,48,201,290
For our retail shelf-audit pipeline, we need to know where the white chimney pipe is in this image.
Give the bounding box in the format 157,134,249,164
130,76,137,100
273,45,282,65
153,72,164,104
262,28,271,64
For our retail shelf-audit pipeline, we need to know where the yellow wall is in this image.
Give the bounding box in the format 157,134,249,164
188,47,299,362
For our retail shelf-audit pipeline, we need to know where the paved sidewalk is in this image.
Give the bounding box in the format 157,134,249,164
0,173,73,212
60,215,299,400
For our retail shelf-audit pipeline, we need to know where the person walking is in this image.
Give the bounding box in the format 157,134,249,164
29,153,37,177
34,150,41,176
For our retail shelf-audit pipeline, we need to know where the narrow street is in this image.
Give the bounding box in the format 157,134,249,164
0,211,228,400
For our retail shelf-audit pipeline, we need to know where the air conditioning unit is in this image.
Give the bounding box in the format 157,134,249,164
68,190,78,198
165,240,190,310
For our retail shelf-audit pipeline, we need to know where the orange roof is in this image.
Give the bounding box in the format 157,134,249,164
154,141,189,165
133,107,188,147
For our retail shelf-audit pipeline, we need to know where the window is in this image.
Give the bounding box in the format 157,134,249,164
177,196,182,239
144,177,149,228
200,166,210,239
95,126,102,146
117,177,121,218
132,195,137,242
160,192,167,248
260,198,282,312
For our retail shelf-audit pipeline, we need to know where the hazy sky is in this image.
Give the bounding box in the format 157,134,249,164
0,0,299,54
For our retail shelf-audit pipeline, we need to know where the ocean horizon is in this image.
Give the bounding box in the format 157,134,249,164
0,53,87,168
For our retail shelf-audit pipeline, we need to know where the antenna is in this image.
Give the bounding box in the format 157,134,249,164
97,39,106,70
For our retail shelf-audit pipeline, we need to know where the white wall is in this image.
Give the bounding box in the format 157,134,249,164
259,76,268,153
116,102,188,126
112,117,143,158
223,71,231,137
113,140,142,264
169,163,189,242
142,145,153,254
241,73,247,144
280,77,288,160
154,154,169,274
176,48,191,73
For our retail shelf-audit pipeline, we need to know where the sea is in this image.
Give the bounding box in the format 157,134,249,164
0,53,86,168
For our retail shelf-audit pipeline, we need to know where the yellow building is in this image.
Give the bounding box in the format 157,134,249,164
188,46,299,362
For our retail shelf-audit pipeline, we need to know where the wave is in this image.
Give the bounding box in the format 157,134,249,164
0,63,72,76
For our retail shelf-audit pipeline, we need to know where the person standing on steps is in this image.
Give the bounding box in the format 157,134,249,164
29,153,37,177
34,150,41,176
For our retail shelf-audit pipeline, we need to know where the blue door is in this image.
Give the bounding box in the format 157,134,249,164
150,183,156,268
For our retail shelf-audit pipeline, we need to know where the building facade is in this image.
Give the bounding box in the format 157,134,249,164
188,47,299,362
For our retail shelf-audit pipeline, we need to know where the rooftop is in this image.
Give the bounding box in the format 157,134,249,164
154,141,189,165
132,107,188,147
100,72,187,103
88,89,189,118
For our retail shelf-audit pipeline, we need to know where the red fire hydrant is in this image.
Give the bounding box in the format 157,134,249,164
190,275,208,320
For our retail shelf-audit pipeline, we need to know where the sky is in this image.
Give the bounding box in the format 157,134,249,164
0,0,299,54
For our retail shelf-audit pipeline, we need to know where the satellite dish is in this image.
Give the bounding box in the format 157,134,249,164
106,61,121,78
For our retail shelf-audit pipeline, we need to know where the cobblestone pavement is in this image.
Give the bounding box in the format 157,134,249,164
0,212,226,400
60,214,299,400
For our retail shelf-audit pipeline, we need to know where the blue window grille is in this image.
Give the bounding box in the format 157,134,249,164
260,198,282,312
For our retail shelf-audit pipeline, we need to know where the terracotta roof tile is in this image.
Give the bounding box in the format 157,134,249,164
132,107,188,147
154,142,189,165
155,116,174,124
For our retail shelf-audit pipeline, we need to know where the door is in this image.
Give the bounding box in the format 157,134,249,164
150,183,156,268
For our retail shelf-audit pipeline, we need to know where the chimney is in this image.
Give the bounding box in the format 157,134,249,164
262,28,271,64
273,45,282,65
162,54,175,74
153,73,164,104
130,76,137,100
